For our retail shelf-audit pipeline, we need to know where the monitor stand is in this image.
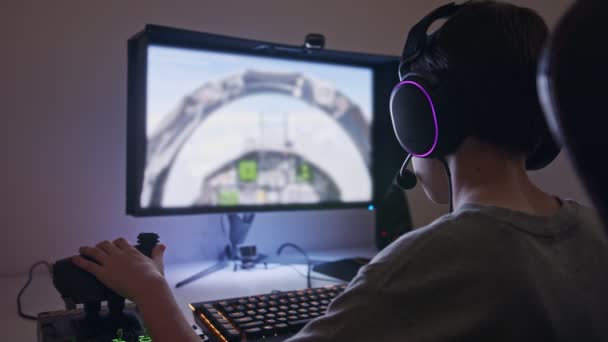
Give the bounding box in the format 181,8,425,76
174,212,257,288
174,212,371,287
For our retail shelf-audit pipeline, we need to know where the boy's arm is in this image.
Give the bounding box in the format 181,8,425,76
135,280,201,342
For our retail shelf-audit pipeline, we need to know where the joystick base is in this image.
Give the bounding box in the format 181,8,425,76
37,302,147,342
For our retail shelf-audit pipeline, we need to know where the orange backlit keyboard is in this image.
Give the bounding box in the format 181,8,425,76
190,284,347,342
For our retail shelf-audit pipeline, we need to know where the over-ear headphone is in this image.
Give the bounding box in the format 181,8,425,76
390,2,561,172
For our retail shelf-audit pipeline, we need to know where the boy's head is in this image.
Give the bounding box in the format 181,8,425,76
409,0,548,157
401,1,550,203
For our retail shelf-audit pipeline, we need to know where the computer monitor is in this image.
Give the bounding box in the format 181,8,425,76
127,25,402,216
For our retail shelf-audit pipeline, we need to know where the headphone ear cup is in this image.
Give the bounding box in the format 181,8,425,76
537,45,563,146
525,127,561,170
390,77,439,157
529,39,562,171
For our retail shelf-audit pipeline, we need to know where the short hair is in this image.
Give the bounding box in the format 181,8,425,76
410,0,549,157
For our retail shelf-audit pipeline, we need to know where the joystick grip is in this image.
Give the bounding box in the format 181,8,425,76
52,233,160,304
135,232,159,257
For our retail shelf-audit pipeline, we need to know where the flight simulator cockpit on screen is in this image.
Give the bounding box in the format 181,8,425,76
140,45,373,210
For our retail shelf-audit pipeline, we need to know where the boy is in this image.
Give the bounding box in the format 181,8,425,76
74,1,608,341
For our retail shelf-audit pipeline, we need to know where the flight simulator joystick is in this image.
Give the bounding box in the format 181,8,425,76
40,233,160,342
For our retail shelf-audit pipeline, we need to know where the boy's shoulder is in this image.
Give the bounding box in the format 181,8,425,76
365,199,602,287
373,207,503,265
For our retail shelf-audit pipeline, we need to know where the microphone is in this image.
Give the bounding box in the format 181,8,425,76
375,154,416,249
394,154,418,190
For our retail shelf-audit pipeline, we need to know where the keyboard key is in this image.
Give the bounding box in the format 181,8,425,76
288,318,313,330
217,318,230,325
244,327,263,339
228,312,245,319
240,321,263,329
263,325,276,334
225,329,240,342
274,323,289,330
233,316,253,324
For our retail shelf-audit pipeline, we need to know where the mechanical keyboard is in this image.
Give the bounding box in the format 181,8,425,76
190,284,347,342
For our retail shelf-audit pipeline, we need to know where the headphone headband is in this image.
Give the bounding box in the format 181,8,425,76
399,2,463,79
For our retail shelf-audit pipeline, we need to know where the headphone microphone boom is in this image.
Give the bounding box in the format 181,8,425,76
394,154,417,190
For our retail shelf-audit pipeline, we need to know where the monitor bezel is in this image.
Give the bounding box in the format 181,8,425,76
127,24,400,216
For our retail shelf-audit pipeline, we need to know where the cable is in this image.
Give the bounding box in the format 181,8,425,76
440,158,454,213
399,154,413,178
17,260,52,320
220,214,228,241
276,243,311,288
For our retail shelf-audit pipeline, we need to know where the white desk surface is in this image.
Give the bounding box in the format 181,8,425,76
1,247,376,341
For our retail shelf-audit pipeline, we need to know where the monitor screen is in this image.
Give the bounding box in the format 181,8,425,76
127,25,400,215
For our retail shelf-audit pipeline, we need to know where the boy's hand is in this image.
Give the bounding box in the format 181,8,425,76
72,237,167,304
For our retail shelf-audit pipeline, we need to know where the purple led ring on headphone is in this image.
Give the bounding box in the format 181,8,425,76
393,80,439,157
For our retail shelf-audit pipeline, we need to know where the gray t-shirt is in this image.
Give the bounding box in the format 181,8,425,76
287,199,608,341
